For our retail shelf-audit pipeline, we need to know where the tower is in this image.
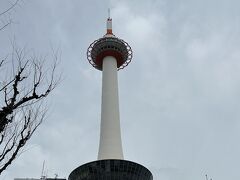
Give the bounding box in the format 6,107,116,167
69,13,153,180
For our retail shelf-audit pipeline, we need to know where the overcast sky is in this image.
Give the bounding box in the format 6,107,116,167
1,0,240,180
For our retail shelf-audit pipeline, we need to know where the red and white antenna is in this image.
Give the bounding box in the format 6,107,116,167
106,8,113,35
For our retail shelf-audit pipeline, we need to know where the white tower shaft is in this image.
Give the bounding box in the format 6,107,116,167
98,56,124,160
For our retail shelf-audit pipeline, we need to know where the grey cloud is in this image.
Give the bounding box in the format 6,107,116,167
1,0,240,180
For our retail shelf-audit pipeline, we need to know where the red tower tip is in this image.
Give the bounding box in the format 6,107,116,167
106,18,113,35
106,9,113,35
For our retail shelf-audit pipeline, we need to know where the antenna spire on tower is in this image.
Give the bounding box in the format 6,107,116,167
108,8,111,19
106,9,113,35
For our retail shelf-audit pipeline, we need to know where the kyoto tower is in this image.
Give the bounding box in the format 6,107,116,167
69,12,153,180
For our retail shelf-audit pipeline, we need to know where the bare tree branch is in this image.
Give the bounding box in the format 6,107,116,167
0,45,60,174
0,55,8,67
0,0,20,16
0,0,60,174
0,0,21,31
0,21,10,31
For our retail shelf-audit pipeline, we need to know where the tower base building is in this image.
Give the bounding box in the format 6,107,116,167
69,160,152,180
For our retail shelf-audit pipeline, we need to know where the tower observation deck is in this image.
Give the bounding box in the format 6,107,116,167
69,13,153,180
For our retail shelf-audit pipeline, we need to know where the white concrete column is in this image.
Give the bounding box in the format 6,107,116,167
98,56,124,160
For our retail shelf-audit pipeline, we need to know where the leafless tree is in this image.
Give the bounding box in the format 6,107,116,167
0,0,60,174
0,45,59,174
